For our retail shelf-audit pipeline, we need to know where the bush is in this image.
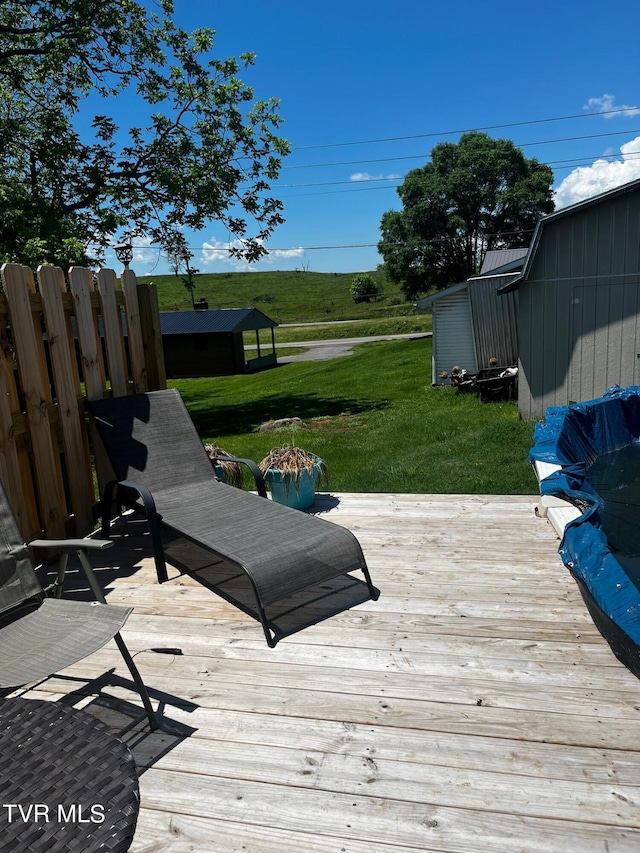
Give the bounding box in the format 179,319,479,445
350,273,381,304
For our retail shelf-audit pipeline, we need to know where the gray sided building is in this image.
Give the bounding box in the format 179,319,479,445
416,249,526,385
499,178,640,420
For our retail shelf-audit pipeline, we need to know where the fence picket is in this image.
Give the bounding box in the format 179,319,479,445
0,264,165,539
0,347,36,538
69,267,116,503
69,267,105,401
97,268,128,398
121,269,147,393
2,264,65,537
138,282,166,390
38,265,94,535
0,284,40,539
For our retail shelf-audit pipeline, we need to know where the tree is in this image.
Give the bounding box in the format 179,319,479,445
350,273,380,304
181,261,200,308
161,231,200,305
0,0,289,269
378,132,554,300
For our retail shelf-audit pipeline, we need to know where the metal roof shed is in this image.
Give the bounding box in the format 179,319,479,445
416,255,525,385
480,248,529,274
160,307,278,377
498,178,640,419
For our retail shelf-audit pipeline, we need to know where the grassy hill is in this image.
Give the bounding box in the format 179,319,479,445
145,268,416,324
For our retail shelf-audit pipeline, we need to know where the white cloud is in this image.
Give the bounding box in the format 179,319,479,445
554,136,640,209
350,172,400,182
200,237,305,270
267,247,305,260
131,234,158,266
583,93,640,119
201,237,237,264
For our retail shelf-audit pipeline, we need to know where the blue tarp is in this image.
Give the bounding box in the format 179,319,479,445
530,385,640,648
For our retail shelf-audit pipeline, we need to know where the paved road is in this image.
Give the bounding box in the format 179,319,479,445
273,332,431,363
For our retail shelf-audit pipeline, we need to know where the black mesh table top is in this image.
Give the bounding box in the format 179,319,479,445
0,699,139,852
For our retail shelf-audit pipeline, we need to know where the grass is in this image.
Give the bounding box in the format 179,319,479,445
272,315,432,343
246,315,432,350
147,268,416,323
172,337,538,495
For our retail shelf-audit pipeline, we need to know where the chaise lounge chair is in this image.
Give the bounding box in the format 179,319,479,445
88,389,379,646
0,480,157,728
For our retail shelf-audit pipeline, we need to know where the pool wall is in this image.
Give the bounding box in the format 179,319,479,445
530,385,640,678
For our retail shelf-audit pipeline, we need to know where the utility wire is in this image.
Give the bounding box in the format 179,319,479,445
293,106,640,151
133,110,640,260
283,128,640,171
164,226,537,255
275,151,640,192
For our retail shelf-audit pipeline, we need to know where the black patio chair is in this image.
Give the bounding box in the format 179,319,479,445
88,388,379,647
0,480,157,729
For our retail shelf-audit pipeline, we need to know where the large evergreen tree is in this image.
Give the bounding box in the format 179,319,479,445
0,0,289,268
378,132,554,299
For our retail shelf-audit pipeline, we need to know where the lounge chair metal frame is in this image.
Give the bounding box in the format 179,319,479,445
89,389,379,647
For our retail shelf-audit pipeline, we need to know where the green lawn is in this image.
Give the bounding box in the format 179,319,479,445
272,314,432,343
172,337,538,495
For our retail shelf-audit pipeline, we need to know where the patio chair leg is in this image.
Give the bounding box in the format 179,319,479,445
118,480,169,585
362,566,380,601
102,480,169,584
256,599,276,648
42,553,69,598
145,511,168,585
114,633,159,731
100,481,117,540
76,551,159,729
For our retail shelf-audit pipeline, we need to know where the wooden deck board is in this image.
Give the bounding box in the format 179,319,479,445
21,493,640,851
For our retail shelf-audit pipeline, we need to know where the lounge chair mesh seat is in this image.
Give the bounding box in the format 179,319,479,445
89,389,378,645
0,480,157,728
0,597,129,688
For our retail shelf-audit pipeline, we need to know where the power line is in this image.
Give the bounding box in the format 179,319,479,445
283,128,640,172
274,151,640,193
293,106,640,151
129,110,640,261
160,227,538,255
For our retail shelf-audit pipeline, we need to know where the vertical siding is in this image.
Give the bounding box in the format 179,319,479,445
431,289,477,383
519,189,640,419
571,282,640,400
468,274,519,368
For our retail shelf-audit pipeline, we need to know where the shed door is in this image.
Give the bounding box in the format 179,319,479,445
433,290,477,384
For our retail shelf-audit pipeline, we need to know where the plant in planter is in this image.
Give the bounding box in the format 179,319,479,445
258,445,327,509
204,444,244,489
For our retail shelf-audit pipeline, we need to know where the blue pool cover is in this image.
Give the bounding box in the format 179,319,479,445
530,385,640,675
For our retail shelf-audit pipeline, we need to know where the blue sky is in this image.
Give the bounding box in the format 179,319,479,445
108,0,640,276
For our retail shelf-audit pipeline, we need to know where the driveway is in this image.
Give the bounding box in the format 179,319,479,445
275,332,431,363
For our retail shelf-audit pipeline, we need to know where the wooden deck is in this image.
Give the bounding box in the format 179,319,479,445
23,493,640,852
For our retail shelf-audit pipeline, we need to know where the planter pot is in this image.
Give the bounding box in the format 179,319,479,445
265,459,323,509
212,462,230,483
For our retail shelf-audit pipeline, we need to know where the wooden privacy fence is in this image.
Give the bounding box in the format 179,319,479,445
0,263,166,542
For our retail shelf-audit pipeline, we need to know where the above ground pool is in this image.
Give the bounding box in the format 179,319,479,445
530,385,640,678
